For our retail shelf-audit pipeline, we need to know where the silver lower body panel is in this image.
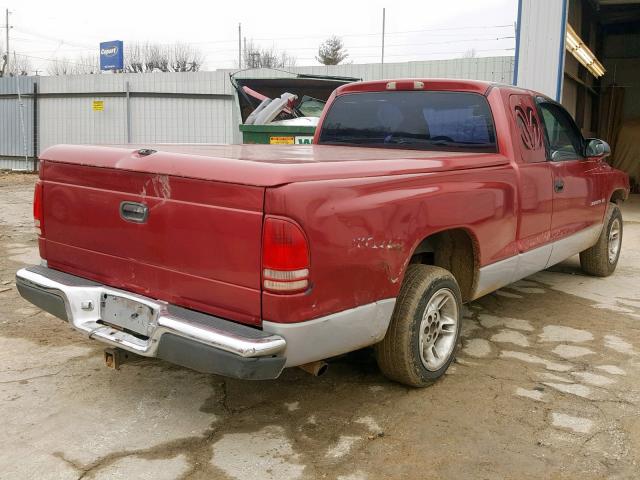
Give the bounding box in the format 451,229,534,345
263,299,396,367
472,223,603,299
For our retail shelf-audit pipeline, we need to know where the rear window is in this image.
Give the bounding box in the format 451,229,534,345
318,91,497,152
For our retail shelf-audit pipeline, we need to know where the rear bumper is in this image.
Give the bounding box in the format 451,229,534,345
16,265,287,380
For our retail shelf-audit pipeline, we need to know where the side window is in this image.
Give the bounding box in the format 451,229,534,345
538,102,584,161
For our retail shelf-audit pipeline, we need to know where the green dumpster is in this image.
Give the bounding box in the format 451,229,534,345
239,124,316,145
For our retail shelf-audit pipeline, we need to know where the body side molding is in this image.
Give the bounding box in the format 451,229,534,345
472,223,603,299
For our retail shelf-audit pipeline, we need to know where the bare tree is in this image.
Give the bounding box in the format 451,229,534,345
243,40,296,69
45,42,204,75
0,41,7,76
170,43,205,72
316,36,348,65
125,43,165,72
0,43,32,76
47,55,100,76
143,43,168,72
75,54,100,74
125,42,204,73
126,42,145,73
48,54,99,76
11,54,32,76
47,57,73,76
461,48,478,58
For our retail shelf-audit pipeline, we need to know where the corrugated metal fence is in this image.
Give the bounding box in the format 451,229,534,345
0,56,514,171
0,76,35,170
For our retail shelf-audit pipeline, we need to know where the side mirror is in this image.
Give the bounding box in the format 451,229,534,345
585,138,611,159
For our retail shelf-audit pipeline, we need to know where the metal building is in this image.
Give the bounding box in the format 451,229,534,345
515,0,640,188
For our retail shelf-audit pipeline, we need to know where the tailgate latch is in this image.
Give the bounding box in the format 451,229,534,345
120,201,149,224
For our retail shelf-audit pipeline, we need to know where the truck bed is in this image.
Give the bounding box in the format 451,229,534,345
38,143,509,327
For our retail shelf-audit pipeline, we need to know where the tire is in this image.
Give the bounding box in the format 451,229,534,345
580,203,623,277
375,265,462,387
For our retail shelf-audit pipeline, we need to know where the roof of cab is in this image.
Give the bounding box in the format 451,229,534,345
334,78,496,96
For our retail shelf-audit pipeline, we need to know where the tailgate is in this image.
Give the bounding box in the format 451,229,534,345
40,161,264,326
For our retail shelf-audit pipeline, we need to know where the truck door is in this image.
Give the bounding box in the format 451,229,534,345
508,94,553,271
536,98,607,265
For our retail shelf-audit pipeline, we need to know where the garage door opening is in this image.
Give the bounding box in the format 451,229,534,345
562,0,640,192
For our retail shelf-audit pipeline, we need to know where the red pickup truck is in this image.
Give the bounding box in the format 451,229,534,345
16,79,629,387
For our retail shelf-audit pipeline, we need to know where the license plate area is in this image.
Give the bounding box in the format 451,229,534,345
100,294,154,337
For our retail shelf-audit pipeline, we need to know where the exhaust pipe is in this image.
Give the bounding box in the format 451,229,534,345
299,360,329,377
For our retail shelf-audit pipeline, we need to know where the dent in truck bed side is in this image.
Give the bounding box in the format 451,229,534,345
262,160,518,324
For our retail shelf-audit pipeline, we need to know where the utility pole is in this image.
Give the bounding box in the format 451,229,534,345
238,23,242,69
14,53,28,168
4,9,10,75
381,8,386,78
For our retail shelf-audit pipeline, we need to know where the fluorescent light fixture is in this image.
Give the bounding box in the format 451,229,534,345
565,24,606,78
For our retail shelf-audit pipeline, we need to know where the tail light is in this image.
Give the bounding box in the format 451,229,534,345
262,217,309,293
33,181,44,236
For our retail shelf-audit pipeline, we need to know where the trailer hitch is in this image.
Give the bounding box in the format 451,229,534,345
104,347,133,370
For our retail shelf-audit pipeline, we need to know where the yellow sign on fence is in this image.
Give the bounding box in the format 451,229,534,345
92,100,104,111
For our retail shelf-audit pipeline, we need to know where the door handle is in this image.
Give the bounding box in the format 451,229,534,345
554,179,565,193
120,201,149,223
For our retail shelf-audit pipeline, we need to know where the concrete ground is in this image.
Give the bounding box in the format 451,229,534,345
1,172,639,480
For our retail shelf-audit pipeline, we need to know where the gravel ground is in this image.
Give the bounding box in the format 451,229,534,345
1,173,639,480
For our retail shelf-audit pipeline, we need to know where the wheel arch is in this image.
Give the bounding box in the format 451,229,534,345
610,188,628,205
407,228,480,302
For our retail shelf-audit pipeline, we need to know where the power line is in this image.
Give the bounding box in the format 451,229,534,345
13,34,516,67
248,24,514,42
12,21,516,73
190,36,516,55
13,26,94,49
16,52,98,68
200,47,516,66
10,22,515,52
34,22,512,47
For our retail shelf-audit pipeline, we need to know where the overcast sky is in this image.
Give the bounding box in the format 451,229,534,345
1,0,517,74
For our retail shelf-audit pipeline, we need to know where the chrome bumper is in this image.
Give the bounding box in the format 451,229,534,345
16,266,287,378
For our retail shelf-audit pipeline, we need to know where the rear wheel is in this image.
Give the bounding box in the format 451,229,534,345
375,265,462,387
580,203,623,277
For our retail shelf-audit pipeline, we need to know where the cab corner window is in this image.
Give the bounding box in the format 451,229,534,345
509,95,545,163
538,102,584,161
